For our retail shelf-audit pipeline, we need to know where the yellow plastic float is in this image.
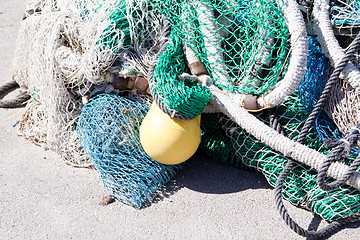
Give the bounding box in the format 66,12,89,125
140,103,201,165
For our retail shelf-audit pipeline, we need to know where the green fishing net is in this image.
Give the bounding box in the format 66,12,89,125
160,0,289,94
200,36,360,222
96,0,131,53
152,30,212,118
201,92,360,222
94,0,290,117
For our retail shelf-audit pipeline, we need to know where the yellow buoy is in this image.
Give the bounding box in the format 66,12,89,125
140,103,201,165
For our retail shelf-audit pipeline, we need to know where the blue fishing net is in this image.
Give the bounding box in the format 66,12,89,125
76,93,183,208
297,37,349,144
298,37,360,154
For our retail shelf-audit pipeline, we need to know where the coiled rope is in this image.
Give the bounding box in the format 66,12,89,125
0,81,30,108
274,32,360,239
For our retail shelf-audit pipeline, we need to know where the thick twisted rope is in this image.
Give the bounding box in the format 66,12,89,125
268,108,284,135
273,32,360,239
0,81,30,108
313,0,360,89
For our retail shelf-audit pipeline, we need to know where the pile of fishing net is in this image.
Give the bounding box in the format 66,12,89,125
76,93,183,208
12,0,166,166
4,0,360,238
201,34,360,237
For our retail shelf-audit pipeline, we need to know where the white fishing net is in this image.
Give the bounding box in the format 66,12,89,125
12,0,163,166
311,0,360,134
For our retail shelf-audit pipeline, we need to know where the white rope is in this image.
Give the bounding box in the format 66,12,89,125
194,0,307,108
312,0,360,89
257,0,308,108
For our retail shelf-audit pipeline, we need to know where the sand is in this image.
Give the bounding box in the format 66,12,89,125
1,0,359,239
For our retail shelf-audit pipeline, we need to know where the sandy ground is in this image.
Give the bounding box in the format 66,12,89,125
1,0,360,239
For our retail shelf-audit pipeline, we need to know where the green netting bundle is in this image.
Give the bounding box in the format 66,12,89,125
96,0,131,52
76,94,183,208
201,93,360,222
160,0,289,94
151,30,212,118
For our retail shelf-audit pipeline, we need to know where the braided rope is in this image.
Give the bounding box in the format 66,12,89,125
318,124,360,191
257,0,308,108
298,32,360,142
273,32,360,239
268,108,284,135
0,81,30,108
209,83,360,189
154,0,307,118
274,159,360,239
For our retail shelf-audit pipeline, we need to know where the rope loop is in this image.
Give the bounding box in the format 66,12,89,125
318,123,360,191
0,81,30,108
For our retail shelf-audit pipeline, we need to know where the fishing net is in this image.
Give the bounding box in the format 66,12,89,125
8,0,360,237
151,0,307,118
161,0,289,94
201,95,360,223
200,36,360,223
330,0,360,37
12,0,165,166
76,93,183,208
312,0,360,134
296,36,347,144
13,5,94,166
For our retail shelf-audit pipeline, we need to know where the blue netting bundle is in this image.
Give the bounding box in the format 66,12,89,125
297,36,359,153
76,94,183,208
297,37,338,140
298,36,328,113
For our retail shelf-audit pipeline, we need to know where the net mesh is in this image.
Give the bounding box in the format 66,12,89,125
152,0,290,117
330,0,360,36
316,0,360,134
152,30,212,117
13,7,94,166
12,0,164,166
296,36,347,144
200,36,360,222
76,93,183,208
201,95,360,222
10,0,360,226
168,0,289,94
